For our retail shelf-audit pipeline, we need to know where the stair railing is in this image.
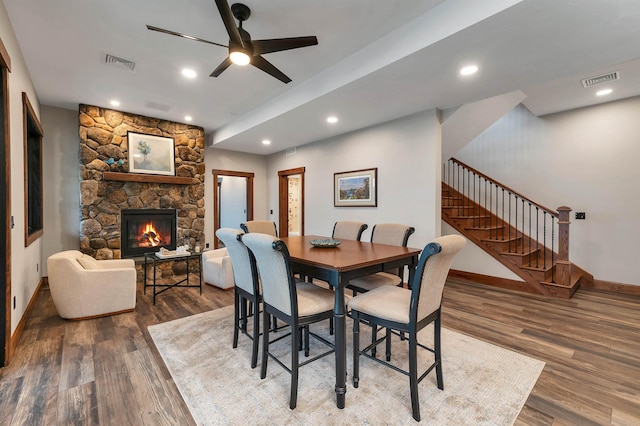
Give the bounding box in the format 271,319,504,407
443,158,572,285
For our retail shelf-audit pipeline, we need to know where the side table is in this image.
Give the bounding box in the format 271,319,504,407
143,252,203,305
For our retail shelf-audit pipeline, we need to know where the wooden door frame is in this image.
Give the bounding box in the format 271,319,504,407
1,36,12,367
212,169,254,249
278,167,305,238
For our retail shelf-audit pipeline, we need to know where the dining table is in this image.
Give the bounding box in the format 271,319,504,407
279,235,422,409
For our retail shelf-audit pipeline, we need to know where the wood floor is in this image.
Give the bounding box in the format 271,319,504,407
1,276,639,425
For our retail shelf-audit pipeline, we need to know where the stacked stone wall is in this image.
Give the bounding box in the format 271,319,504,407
78,104,205,278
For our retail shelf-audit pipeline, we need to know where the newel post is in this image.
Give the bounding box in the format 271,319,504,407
556,206,572,287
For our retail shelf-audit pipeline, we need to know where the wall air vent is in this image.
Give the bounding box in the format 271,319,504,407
285,147,297,156
105,54,136,72
581,71,619,88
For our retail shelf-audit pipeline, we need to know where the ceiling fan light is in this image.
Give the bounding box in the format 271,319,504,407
230,50,250,66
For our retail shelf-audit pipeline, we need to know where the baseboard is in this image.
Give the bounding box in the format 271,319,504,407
9,276,46,363
583,279,640,296
448,270,537,294
449,270,640,297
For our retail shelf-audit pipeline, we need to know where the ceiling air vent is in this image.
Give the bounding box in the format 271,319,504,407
105,54,136,72
285,147,297,156
145,101,171,112
581,71,619,88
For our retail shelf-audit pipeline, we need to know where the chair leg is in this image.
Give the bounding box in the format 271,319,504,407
352,312,360,388
435,315,444,390
409,331,420,422
290,326,300,409
329,317,334,335
260,309,269,380
298,328,303,351
385,327,392,361
241,297,249,333
251,299,260,369
232,291,240,348
304,326,310,357
371,324,377,358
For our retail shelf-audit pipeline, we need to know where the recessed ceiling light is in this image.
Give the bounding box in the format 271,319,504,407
596,88,613,96
460,65,479,76
262,139,271,145
184,115,193,122
182,68,197,78
326,116,338,124
110,100,120,107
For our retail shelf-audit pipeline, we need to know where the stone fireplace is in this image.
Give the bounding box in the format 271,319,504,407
78,104,205,277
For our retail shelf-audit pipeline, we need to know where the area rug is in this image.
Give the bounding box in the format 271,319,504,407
148,306,544,425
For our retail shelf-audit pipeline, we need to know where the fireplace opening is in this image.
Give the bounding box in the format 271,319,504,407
121,208,177,258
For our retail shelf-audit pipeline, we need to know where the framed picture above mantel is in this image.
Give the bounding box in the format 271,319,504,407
334,168,377,207
127,132,175,176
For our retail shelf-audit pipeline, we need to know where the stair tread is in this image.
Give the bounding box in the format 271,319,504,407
500,248,540,257
468,226,505,231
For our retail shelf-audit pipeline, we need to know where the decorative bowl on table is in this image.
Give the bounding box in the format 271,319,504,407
309,238,341,248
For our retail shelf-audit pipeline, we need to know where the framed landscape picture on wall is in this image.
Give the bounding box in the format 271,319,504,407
334,168,377,207
127,132,175,176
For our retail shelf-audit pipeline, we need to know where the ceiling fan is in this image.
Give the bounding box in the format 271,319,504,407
147,0,318,84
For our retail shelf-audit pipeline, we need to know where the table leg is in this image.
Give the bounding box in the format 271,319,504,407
153,258,157,305
144,256,148,295
334,280,347,409
186,256,190,285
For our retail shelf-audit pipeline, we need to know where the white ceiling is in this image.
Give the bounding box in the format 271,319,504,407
5,0,640,155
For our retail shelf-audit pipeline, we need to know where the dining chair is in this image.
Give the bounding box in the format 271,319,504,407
216,228,262,368
241,232,335,410
331,221,368,241
346,223,415,354
347,223,415,294
240,220,278,237
348,234,466,422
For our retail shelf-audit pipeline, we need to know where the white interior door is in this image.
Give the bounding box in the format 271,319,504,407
219,176,247,229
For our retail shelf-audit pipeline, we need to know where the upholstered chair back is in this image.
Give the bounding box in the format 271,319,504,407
241,220,278,237
332,221,368,241
370,223,415,246
413,235,466,321
216,228,256,295
241,233,295,316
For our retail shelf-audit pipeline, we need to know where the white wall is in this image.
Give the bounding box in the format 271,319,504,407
41,106,80,275
456,99,640,286
203,147,268,248
1,2,42,334
266,109,442,248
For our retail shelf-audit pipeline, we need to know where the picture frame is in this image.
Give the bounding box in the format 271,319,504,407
127,132,175,176
334,168,377,207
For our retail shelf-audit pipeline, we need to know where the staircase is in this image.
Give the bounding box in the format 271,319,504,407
442,158,593,299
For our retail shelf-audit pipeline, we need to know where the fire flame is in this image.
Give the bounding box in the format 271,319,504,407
141,223,162,247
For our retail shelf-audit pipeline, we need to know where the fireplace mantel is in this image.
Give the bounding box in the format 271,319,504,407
103,171,193,185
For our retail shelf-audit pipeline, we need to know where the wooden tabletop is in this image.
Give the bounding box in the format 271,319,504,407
280,235,422,272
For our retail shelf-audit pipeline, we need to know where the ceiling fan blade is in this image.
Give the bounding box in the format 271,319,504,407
215,0,244,48
146,25,227,48
210,57,233,77
253,36,318,55
251,55,291,84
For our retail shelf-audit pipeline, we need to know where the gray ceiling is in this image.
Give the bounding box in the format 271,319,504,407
5,0,640,155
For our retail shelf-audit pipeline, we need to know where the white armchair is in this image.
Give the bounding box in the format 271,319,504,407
202,248,234,289
47,250,136,320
